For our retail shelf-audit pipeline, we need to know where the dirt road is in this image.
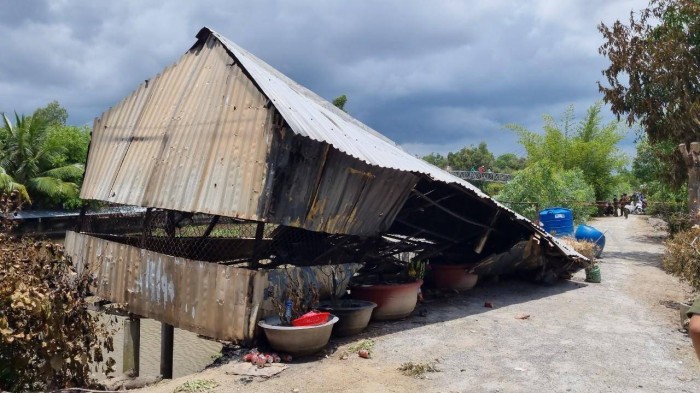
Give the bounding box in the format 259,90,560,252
136,215,698,392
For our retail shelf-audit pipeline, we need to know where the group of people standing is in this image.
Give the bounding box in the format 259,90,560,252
603,192,646,218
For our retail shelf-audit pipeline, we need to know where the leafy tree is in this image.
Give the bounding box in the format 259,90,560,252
494,153,527,174
422,152,448,168
446,142,495,171
32,100,68,127
507,103,628,200
45,125,91,167
0,113,84,208
599,0,700,219
496,160,597,223
332,94,347,112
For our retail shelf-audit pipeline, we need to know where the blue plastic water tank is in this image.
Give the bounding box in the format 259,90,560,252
539,207,574,237
575,225,606,258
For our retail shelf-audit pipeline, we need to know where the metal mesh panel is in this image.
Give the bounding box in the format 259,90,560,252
77,204,422,268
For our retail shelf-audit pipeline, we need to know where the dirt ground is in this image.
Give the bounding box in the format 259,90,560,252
135,215,698,393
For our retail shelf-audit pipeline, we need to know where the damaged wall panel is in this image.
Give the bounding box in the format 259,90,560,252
66,231,268,342
260,127,419,236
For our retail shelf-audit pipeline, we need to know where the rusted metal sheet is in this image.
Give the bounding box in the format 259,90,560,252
81,35,273,221
65,231,268,342
259,130,418,236
78,26,584,259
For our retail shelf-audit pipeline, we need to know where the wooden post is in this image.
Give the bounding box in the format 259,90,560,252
474,210,501,254
122,315,140,376
250,222,265,269
160,323,174,379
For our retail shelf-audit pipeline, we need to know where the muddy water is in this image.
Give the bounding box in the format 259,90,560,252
98,315,223,379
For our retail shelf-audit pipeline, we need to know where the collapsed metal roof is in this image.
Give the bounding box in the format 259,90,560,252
79,27,585,268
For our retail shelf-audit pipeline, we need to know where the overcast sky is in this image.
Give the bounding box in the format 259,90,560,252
0,0,647,158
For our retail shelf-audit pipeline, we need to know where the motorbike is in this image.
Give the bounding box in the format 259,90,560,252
626,201,645,215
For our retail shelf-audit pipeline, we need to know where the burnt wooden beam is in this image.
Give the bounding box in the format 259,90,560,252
395,218,460,243
411,189,497,232
250,222,266,269
200,215,220,239
474,210,501,254
310,236,353,265
140,208,153,248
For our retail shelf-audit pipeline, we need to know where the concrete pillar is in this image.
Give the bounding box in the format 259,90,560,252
122,316,140,376
160,323,174,379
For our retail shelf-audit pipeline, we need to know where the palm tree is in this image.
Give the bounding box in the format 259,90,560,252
0,113,84,207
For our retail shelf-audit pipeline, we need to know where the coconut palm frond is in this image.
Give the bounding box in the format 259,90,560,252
29,177,79,199
41,163,84,182
0,167,30,203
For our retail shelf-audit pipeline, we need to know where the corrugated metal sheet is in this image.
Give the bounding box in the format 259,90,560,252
211,28,492,199
81,35,273,220
80,27,583,257
66,231,268,341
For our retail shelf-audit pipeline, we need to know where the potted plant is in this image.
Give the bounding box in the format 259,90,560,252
258,273,338,356
316,265,377,337
349,258,425,321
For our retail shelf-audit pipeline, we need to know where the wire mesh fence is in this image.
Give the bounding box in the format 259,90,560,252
76,204,423,269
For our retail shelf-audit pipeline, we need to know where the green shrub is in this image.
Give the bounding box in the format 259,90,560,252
496,160,597,223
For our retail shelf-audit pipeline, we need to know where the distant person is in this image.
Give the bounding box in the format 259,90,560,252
621,193,630,218
688,298,700,361
604,202,614,216
613,197,619,217
478,165,485,173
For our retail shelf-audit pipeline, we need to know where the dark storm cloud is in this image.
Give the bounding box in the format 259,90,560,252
0,0,645,156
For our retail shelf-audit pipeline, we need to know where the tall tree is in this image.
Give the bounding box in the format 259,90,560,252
446,142,495,170
507,103,628,200
599,0,700,220
422,152,448,168
32,100,68,127
494,153,527,174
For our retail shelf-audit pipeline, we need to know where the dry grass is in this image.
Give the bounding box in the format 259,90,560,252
398,361,440,378
173,379,219,393
560,236,598,261
663,227,700,291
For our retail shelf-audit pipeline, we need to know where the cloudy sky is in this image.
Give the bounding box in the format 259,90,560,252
0,0,647,158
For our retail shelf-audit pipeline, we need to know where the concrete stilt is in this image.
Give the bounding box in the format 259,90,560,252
160,322,174,379
122,315,140,376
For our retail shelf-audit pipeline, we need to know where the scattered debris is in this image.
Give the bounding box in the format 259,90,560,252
103,374,162,390
225,362,288,378
173,379,219,393
515,313,531,320
242,349,284,367
338,351,349,360
398,361,440,378
358,349,371,359
484,301,493,308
